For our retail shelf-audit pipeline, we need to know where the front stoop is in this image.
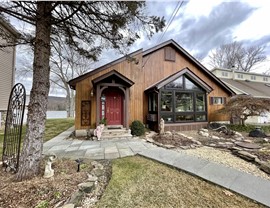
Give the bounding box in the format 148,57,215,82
101,127,132,139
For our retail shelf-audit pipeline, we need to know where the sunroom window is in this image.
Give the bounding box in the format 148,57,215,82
160,75,207,123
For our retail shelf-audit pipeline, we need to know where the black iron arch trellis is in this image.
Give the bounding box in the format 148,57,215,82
2,83,26,172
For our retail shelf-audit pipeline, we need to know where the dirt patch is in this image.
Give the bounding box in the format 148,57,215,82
153,133,195,147
0,158,110,208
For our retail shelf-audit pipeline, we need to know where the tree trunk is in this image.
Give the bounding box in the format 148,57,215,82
66,87,75,118
16,2,52,181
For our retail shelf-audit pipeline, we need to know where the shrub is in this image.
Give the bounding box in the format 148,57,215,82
130,120,145,136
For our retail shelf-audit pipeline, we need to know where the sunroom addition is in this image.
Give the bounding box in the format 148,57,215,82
145,68,213,131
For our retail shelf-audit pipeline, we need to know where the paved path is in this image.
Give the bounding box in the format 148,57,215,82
43,127,270,207
43,127,156,160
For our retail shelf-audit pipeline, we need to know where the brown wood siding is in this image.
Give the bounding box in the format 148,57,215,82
142,46,230,123
74,45,230,130
75,53,143,129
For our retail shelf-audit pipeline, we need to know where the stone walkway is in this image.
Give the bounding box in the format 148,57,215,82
43,127,270,207
43,127,156,160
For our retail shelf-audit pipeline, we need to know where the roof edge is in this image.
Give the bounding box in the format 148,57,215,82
68,48,143,89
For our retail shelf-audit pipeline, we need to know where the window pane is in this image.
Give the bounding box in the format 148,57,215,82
165,76,183,88
176,114,194,122
175,92,193,112
196,93,205,111
161,114,173,122
161,91,173,112
196,114,206,121
153,93,158,111
185,77,199,90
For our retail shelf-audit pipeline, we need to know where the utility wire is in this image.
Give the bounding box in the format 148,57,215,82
143,1,184,68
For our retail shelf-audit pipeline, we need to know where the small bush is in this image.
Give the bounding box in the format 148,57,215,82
130,120,145,136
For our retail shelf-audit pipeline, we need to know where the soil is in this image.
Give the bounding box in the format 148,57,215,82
153,133,195,147
0,158,95,208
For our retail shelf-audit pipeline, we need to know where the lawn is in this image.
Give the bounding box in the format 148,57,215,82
96,156,264,208
0,118,74,156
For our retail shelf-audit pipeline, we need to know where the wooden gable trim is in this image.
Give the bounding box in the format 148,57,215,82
68,49,142,89
145,67,213,93
92,69,134,87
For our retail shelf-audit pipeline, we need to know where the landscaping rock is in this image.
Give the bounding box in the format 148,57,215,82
62,204,75,208
198,130,209,137
200,128,208,132
234,132,243,137
78,182,95,193
164,144,175,149
211,135,220,140
87,174,98,182
260,163,270,174
236,142,260,149
69,190,84,206
92,168,104,177
263,138,269,142
249,128,267,138
236,151,258,161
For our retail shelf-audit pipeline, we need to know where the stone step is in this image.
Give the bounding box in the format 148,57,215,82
101,128,132,139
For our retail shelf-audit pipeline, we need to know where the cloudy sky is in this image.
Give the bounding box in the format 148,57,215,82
14,0,270,96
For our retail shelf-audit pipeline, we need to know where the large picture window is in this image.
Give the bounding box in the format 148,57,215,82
160,75,207,123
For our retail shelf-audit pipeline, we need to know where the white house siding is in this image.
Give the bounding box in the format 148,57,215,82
0,37,15,111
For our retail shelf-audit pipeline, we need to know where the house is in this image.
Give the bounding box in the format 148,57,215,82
0,17,20,128
68,39,235,136
212,67,270,123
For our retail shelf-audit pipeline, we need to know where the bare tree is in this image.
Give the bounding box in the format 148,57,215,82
218,95,270,125
209,41,266,72
50,37,94,117
0,1,165,181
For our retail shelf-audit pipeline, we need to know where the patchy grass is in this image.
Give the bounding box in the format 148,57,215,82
0,118,74,156
96,156,265,208
44,118,74,142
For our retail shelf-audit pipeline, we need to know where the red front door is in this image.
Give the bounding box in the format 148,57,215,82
105,89,123,125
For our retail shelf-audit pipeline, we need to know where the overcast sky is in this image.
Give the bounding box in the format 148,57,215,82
14,0,270,96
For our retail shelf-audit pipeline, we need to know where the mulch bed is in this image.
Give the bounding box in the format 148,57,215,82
152,133,195,146
0,159,93,208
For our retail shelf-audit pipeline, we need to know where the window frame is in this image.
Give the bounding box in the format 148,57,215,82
160,75,207,123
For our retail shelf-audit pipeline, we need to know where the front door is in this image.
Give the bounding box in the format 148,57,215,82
105,89,123,125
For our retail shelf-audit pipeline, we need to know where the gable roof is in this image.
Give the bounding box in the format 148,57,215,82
221,78,270,98
0,16,20,38
68,49,142,89
145,67,213,93
92,70,134,87
68,39,234,95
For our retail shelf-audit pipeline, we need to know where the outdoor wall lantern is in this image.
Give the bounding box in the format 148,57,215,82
90,89,94,97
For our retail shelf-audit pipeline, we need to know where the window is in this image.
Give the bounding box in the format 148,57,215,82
165,76,183,88
164,47,176,62
196,93,205,111
222,71,228,77
161,91,173,112
263,77,268,82
237,74,243,79
148,93,158,112
160,75,207,123
251,75,256,80
210,97,226,105
175,92,193,112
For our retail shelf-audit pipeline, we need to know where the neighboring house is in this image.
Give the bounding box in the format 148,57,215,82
212,67,270,124
0,17,20,128
68,39,234,136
